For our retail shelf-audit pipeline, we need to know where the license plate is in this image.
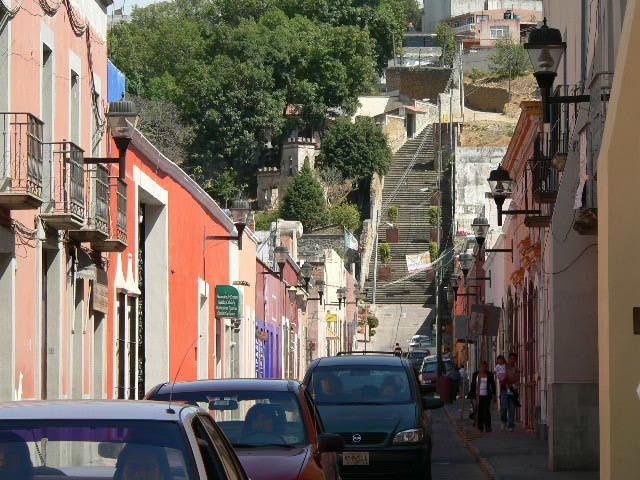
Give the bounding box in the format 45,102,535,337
343,452,369,466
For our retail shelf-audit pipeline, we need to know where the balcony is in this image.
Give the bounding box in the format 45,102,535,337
92,179,128,252
548,85,574,171
531,134,559,204
40,141,85,230
70,164,110,243
0,112,44,209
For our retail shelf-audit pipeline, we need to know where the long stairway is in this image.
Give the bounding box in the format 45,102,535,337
366,125,442,306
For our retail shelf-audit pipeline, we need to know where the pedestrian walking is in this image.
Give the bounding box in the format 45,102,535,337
495,355,507,410
468,361,497,432
393,343,402,357
500,352,520,431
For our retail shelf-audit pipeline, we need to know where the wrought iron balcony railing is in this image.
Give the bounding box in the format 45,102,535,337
531,133,559,205
0,112,44,209
41,141,85,230
70,164,110,242
92,178,128,252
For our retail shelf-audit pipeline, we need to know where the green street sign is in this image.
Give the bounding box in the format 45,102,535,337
215,285,243,319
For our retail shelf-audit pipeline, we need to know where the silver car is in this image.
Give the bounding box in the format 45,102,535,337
0,400,249,479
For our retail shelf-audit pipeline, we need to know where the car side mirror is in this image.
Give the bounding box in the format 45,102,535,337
422,397,444,410
318,433,345,453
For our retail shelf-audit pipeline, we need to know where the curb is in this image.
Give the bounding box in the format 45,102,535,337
443,405,498,480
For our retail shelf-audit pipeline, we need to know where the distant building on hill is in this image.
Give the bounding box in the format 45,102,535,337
422,0,542,39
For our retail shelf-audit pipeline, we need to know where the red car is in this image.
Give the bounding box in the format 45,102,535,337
146,379,344,480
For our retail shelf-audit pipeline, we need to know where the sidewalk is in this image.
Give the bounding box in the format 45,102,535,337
442,399,599,480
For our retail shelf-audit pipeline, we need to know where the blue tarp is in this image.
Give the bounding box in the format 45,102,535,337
107,60,126,102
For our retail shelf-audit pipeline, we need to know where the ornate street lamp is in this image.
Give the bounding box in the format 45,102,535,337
487,165,540,226
275,245,289,278
316,279,325,305
287,285,298,303
471,215,490,247
337,287,347,309
300,262,314,288
450,274,460,295
524,19,566,92
459,253,475,279
85,100,139,180
525,19,589,123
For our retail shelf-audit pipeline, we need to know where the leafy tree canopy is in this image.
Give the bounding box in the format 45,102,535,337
108,0,383,186
435,22,456,67
281,164,329,231
320,116,392,181
330,201,361,231
489,39,532,79
283,0,409,72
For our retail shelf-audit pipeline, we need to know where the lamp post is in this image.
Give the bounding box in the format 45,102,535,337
524,18,590,123
84,100,139,180
471,215,490,248
459,253,475,279
524,19,566,122
301,262,314,289
487,165,540,226
274,245,289,279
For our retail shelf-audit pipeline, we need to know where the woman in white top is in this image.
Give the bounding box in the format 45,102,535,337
468,361,497,432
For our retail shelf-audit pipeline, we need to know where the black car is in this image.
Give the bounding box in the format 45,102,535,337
303,352,443,480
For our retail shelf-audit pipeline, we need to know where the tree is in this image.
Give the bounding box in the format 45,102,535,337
254,209,281,230
319,166,353,206
435,22,456,67
130,95,194,164
281,164,329,231
210,167,246,208
489,39,532,99
405,0,421,31
330,202,361,231
321,116,392,181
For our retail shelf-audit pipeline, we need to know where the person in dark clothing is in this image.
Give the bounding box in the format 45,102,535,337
468,361,497,432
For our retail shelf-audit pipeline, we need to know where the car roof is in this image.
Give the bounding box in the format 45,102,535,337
153,378,301,396
0,400,196,421
314,355,406,367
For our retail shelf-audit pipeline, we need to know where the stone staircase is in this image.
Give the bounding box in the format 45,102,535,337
366,125,444,306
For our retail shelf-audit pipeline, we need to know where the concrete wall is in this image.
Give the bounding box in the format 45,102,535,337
386,68,452,102
381,115,408,152
544,0,628,471
354,96,396,118
454,146,507,232
465,84,509,113
597,2,640,478
423,0,452,33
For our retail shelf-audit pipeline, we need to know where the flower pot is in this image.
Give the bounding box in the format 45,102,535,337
386,227,399,243
430,227,442,242
378,265,392,281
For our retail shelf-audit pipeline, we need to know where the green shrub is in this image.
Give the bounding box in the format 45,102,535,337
428,206,442,226
429,241,439,261
330,201,361,231
379,242,392,264
254,209,280,231
388,205,399,225
281,164,329,232
468,67,489,81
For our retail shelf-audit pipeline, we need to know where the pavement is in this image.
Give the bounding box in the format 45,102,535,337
442,399,600,480
431,408,486,479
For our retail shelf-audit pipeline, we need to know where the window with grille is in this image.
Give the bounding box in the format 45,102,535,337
490,26,510,39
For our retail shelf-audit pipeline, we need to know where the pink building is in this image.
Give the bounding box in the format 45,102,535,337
0,0,112,400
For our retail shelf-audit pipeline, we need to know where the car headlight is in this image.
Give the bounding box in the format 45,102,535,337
392,428,424,444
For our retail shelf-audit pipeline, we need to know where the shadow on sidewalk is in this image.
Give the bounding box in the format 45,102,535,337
442,399,599,480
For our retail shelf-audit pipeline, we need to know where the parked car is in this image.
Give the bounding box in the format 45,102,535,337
418,356,458,395
303,352,443,480
0,400,248,479
409,335,431,351
146,379,345,480
407,350,430,375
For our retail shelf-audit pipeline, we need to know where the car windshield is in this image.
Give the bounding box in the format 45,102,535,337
151,390,307,448
0,420,195,480
422,362,438,373
309,365,413,405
